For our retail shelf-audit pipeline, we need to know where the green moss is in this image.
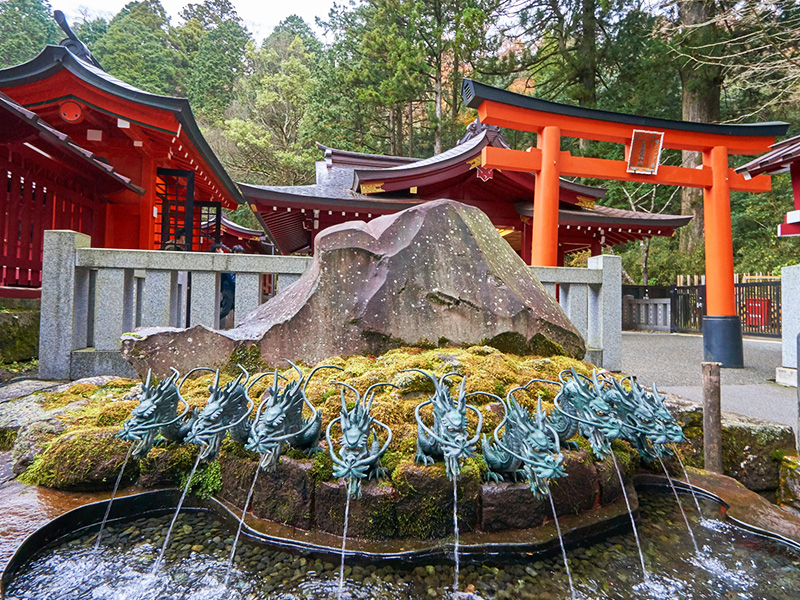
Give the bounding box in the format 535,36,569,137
226,344,268,375
285,448,307,460
0,429,17,451
181,459,222,499
310,451,334,483
771,448,795,462
18,428,135,489
461,454,487,480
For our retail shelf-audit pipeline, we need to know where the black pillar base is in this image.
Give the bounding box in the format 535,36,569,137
703,315,744,368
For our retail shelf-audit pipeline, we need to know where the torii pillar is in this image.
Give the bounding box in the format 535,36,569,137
462,78,788,367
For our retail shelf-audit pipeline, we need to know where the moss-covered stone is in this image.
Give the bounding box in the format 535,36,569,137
18,427,137,490
0,429,17,451
666,398,796,492
0,310,39,363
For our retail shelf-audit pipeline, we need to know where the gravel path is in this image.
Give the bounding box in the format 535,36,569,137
621,332,797,433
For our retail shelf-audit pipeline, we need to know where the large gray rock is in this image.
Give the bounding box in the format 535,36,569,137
123,200,585,375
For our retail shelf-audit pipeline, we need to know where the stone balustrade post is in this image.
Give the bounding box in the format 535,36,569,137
190,271,220,328
587,254,622,372
39,230,91,379
778,264,800,387
559,282,589,341
235,272,261,325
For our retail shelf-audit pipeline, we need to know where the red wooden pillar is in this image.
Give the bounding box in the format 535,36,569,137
791,162,800,209
520,219,532,265
702,145,743,367
532,125,561,266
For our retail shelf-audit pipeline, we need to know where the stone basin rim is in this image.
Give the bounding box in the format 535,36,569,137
1,485,638,594
634,472,800,553
5,474,800,597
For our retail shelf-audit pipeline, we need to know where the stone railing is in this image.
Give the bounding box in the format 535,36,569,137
532,254,622,371
39,231,312,380
622,296,671,332
778,264,799,387
39,231,622,379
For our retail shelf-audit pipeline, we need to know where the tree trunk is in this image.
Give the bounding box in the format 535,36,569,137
395,105,404,157
434,53,443,155
389,108,396,155
678,0,723,253
577,0,598,152
408,102,414,157
641,238,651,285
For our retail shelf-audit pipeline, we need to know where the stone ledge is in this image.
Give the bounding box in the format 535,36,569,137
70,349,138,379
776,366,797,388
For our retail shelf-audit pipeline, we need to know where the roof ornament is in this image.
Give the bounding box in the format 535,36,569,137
457,118,509,148
54,10,104,70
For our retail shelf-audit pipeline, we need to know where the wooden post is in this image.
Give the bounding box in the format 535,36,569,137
702,361,723,473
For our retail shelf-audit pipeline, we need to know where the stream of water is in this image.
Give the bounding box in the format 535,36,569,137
657,454,699,554
337,486,352,600
545,482,576,600
610,452,649,581
94,444,134,552
672,444,704,517
151,452,202,575
452,476,460,594
224,465,261,586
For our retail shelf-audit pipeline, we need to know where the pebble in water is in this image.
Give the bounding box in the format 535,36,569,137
5,493,800,600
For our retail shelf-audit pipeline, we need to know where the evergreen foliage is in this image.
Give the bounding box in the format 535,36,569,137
1,0,798,280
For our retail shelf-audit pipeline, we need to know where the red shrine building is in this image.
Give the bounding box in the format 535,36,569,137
736,135,800,238
241,122,691,264
0,40,245,296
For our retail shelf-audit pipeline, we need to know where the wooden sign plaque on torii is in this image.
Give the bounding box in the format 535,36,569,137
462,79,789,368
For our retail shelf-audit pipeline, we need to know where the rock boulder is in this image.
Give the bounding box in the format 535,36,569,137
123,200,585,375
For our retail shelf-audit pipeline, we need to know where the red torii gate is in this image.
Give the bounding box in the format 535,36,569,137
462,79,789,368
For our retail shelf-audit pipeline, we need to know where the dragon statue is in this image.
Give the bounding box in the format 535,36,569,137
481,385,567,498
553,368,626,460
118,368,194,460
604,375,686,460
410,370,483,481
184,366,254,462
326,381,396,498
245,361,343,471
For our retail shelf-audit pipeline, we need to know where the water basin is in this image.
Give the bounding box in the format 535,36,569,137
3,489,799,599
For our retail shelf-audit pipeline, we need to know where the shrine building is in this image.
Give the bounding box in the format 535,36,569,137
0,33,245,296
240,122,691,264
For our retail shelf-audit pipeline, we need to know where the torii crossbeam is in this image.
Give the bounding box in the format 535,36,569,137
462,79,789,368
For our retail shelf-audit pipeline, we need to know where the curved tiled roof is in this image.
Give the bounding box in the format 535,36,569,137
0,91,143,195
0,45,244,206
735,135,800,178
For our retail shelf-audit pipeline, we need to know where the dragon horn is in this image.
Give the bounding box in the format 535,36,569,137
364,382,398,412
144,369,152,389
536,396,545,423
284,359,304,382
230,366,246,389
400,368,438,388
238,364,249,384
212,369,220,389
304,364,344,394
457,376,467,411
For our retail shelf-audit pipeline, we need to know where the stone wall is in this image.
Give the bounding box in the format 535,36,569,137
665,394,796,492
0,301,40,363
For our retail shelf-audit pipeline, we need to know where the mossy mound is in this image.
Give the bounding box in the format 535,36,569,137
18,347,597,493
19,427,138,490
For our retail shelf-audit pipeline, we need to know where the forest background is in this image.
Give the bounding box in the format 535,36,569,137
1,0,798,284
